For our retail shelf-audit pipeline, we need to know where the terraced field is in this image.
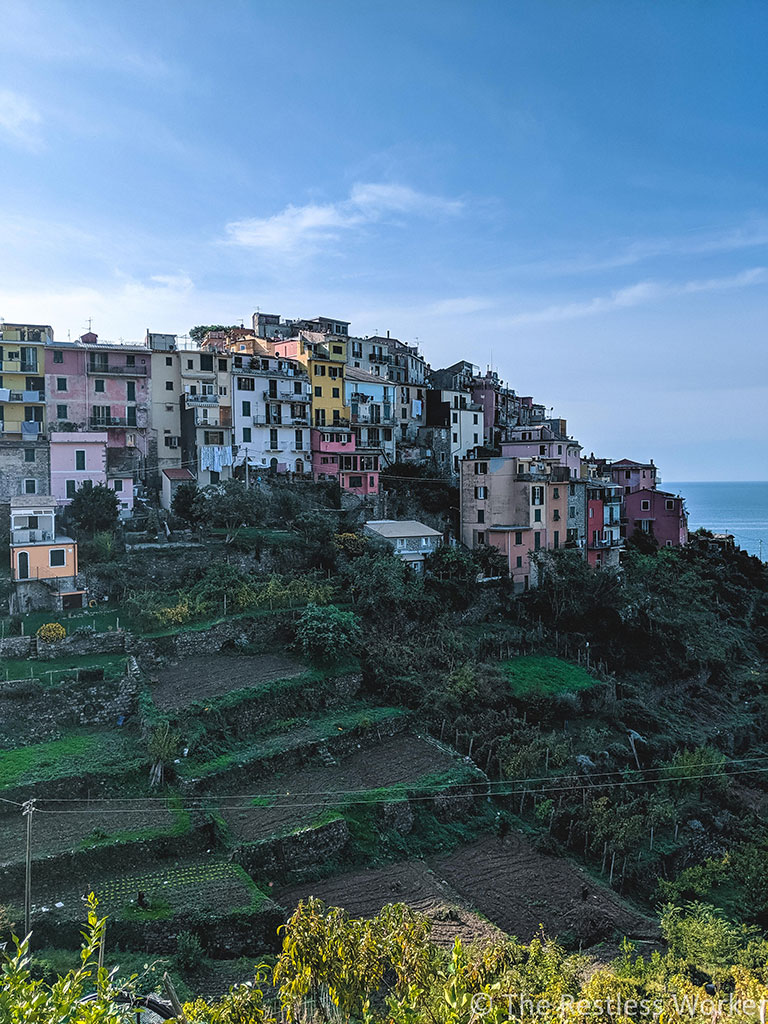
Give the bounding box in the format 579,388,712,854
151,653,309,710
220,733,470,841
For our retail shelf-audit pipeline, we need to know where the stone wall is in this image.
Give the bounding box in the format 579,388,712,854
235,818,350,877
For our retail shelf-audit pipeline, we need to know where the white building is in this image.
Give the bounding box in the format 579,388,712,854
345,366,397,469
364,519,443,571
231,347,311,477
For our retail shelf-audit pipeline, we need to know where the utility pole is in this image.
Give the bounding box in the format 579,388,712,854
22,799,36,939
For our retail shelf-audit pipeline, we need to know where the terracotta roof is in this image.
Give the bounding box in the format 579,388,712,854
162,468,196,481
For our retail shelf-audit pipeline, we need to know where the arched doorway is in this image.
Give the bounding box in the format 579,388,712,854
295,459,304,476
269,458,278,474
17,551,30,579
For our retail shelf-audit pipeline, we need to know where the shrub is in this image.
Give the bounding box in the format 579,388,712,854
295,603,361,663
36,622,66,643
175,929,205,971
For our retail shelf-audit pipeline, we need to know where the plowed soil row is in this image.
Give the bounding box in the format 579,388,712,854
220,733,469,842
278,833,659,949
151,654,307,710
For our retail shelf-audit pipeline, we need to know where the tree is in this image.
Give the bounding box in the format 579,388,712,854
69,481,119,535
344,551,430,622
295,603,361,663
192,480,266,541
189,324,240,344
172,482,200,524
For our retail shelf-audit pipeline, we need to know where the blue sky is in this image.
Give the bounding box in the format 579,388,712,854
1,0,766,480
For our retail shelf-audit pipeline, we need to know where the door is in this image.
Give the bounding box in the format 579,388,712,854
17,551,30,579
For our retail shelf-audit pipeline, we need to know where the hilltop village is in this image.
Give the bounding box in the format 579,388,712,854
1,314,688,612
2,314,766,1015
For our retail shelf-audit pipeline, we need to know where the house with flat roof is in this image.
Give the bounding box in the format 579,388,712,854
363,519,442,571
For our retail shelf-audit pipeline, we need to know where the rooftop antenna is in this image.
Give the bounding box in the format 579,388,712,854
86,317,93,332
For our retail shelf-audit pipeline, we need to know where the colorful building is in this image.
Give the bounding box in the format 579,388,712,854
606,458,658,494
230,346,310,477
586,480,624,567
345,366,397,468
625,488,688,548
311,428,380,495
0,323,50,500
178,345,233,486
9,495,84,612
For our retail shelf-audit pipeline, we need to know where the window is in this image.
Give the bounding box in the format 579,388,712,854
295,429,303,450
23,479,36,494
475,462,487,474
127,381,136,402
569,483,575,496
477,509,485,524
57,404,68,419
113,479,123,492
452,412,458,424
665,499,675,510
515,531,523,545
625,470,631,479
294,381,303,394
314,364,326,376
203,430,224,445
452,432,458,443
269,428,278,450
474,486,487,499
473,433,478,443
315,386,322,397
534,508,542,522
569,506,576,519
589,507,594,518
49,549,66,567
553,487,559,499
200,354,213,371
531,486,544,505
558,445,562,455
242,400,251,416
75,450,86,471
53,350,63,364
242,427,252,442
332,387,340,398
66,480,76,498
553,509,560,521
534,532,541,550
126,406,136,427
126,355,135,367
332,345,343,354
57,377,67,391
641,499,651,511
540,444,546,455
237,376,255,391
473,414,478,424
349,475,363,488
166,356,173,366
24,449,35,463
94,379,105,393
516,556,523,568
186,359,193,369
553,530,559,550
218,359,227,372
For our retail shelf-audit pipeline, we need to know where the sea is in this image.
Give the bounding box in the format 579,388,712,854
665,481,768,561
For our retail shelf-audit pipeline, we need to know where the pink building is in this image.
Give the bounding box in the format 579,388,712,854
49,431,134,516
625,489,688,548
500,425,582,479
46,333,150,473
311,427,380,495
607,458,658,494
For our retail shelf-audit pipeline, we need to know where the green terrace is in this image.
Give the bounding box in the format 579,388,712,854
1,653,129,684
178,706,408,781
503,655,597,696
0,731,143,791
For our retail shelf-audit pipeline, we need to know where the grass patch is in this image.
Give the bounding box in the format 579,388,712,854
0,608,123,638
0,730,142,790
1,653,128,684
502,655,596,697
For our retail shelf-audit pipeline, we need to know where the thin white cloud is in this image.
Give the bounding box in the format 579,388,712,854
499,267,768,327
0,90,42,150
519,221,768,277
226,183,463,253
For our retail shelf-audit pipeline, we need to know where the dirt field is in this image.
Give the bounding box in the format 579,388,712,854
277,831,658,949
150,654,307,710
220,733,467,842
433,833,658,945
0,801,178,866
278,860,505,948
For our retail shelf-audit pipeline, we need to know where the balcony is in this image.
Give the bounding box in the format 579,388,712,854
87,362,148,376
291,416,309,425
89,416,138,428
11,528,55,545
262,389,310,402
185,393,219,407
3,390,45,402
252,416,283,427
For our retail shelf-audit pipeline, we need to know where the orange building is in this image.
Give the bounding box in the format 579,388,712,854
9,495,84,612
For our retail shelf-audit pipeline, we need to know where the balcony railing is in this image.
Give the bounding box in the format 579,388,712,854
262,390,310,402
3,390,45,402
87,362,148,376
185,394,219,406
90,416,137,428
11,528,55,544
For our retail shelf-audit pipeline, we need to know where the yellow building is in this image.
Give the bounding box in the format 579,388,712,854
9,495,84,612
268,332,349,428
0,323,49,439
